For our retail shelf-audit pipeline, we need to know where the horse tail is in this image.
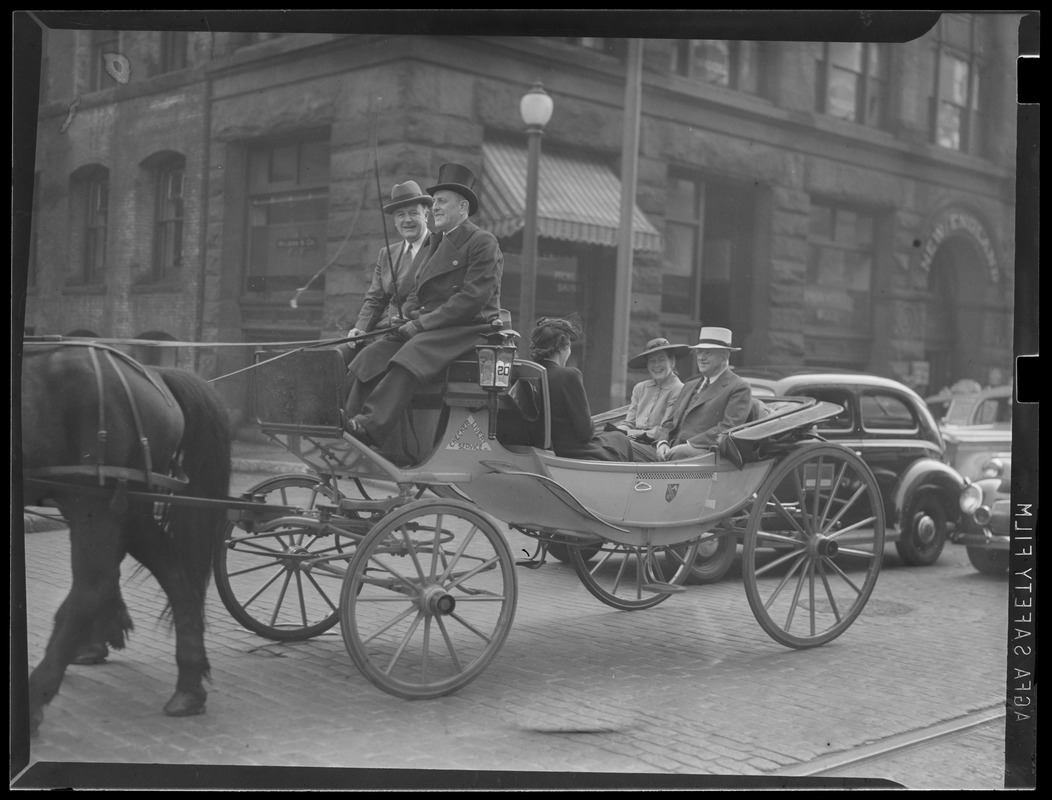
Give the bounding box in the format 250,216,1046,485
157,368,232,602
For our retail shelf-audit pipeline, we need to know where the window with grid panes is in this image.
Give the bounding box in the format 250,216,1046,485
805,201,875,366
244,134,330,293
89,30,120,92
152,158,185,281
81,168,108,282
930,13,985,154
816,42,888,128
671,40,761,94
159,30,188,73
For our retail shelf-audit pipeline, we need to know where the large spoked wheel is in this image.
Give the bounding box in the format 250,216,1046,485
340,499,517,699
570,541,700,610
742,443,885,648
215,473,361,641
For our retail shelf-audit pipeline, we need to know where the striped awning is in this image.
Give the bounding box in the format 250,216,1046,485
479,141,663,253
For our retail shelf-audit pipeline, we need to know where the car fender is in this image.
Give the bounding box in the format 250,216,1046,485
892,458,966,525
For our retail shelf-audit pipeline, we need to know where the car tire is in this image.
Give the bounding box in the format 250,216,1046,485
895,488,949,566
670,535,737,584
546,542,600,564
966,546,1009,576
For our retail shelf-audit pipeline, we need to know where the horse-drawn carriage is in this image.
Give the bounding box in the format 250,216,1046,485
22,332,885,726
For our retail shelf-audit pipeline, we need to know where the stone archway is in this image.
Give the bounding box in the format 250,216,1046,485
922,212,1011,393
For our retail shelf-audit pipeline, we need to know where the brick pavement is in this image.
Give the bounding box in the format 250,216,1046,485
14,442,1013,790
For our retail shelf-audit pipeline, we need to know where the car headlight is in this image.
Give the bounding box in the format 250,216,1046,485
959,482,984,515
981,457,1005,479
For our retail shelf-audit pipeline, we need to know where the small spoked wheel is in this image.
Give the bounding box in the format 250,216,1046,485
570,541,700,611
340,499,517,699
742,443,885,648
214,474,362,641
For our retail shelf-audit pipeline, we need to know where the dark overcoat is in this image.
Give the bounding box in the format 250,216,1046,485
537,359,635,462
349,219,504,384
353,240,429,332
658,368,752,450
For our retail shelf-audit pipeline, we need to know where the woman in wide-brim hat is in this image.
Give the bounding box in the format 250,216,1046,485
615,337,690,442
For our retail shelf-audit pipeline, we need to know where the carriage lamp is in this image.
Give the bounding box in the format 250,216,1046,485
475,334,518,439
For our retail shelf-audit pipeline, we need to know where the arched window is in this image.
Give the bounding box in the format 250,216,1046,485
143,153,186,282
134,331,179,368
70,165,109,284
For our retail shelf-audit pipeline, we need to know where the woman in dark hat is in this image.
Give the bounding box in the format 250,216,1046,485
615,337,689,443
528,317,634,462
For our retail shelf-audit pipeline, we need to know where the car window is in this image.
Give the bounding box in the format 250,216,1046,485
795,388,854,431
976,397,1012,425
860,391,918,432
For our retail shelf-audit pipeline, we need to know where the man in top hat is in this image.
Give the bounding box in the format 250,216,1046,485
651,326,753,462
346,180,434,342
344,163,504,452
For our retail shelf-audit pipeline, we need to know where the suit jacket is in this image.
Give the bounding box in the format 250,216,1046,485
658,368,752,451
622,376,684,439
539,360,634,461
348,218,504,384
354,239,428,332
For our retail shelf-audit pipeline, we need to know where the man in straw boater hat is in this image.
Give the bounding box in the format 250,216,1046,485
344,163,505,454
346,180,434,345
634,326,753,462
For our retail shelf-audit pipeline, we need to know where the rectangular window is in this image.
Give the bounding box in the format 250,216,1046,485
929,13,984,154
672,40,762,94
153,163,185,280
816,42,887,127
805,200,876,368
90,30,119,92
245,134,330,294
159,30,188,73
83,173,108,283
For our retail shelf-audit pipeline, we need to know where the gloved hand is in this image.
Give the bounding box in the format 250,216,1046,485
398,320,420,341
346,327,365,339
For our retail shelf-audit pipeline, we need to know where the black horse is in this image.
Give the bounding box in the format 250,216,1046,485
21,342,232,734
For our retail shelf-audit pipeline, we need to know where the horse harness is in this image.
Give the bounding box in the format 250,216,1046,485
23,339,191,496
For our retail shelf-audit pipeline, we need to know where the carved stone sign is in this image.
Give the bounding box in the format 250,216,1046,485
917,207,999,282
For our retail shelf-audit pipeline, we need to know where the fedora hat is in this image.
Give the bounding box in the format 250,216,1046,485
383,180,434,214
689,326,741,351
627,337,691,370
426,163,480,216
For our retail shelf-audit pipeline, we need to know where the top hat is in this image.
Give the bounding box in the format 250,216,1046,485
627,337,691,370
383,180,434,214
689,326,741,351
426,163,480,216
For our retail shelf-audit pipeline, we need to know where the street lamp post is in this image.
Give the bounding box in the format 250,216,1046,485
518,81,554,357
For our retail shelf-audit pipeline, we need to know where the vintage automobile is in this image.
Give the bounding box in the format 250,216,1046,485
581,367,967,582
935,383,1013,481
685,367,967,582
954,454,1012,575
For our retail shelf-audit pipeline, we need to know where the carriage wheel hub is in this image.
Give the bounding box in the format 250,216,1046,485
811,535,839,557
420,585,456,616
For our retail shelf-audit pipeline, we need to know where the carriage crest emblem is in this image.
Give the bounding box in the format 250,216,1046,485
665,483,679,503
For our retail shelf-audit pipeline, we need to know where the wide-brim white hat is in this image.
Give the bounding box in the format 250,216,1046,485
689,326,741,351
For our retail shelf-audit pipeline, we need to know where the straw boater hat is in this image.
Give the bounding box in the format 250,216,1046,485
627,337,691,370
689,326,741,351
426,163,480,216
382,181,434,215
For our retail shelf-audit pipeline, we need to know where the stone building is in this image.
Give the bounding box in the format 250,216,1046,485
22,14,1020,421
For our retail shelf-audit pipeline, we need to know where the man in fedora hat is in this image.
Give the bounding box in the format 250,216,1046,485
648,326,753,462
346,180,435,343
344,163,504,452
